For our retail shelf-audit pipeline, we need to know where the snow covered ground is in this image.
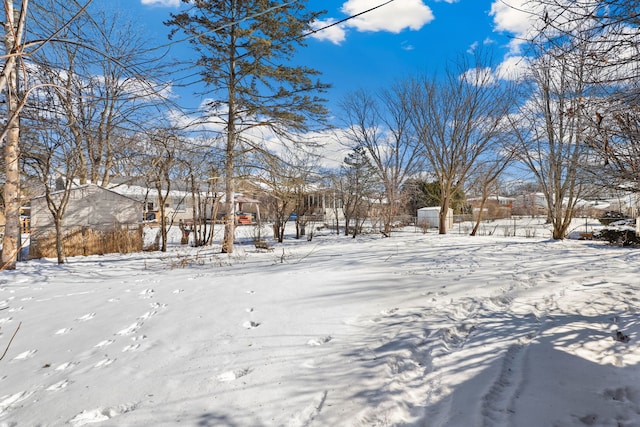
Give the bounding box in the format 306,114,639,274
1,218,640,426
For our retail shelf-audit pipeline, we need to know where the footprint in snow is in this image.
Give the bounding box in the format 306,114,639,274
139,289,154,299
217,368,251,382
55,362,78,371
68,403,137,426
307,336,332,346
0,390,35,416
46,379,71,392
12,349,37,361
122,344,140,353
117,322,142,336
94,340,114,348
243,321,260,329
76,313,96,322
94,358,115,368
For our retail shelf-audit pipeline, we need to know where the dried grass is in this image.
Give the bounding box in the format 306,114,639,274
30,226,143,259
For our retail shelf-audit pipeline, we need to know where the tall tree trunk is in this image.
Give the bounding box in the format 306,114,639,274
222,139,236,253
222,82,236,253
2,0,21,270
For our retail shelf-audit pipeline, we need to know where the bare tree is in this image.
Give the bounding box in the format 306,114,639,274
1,0,170,267
22,103,84,263
340,82,422,236
255,149,317,243
126,129,193,253
187,162,222,248
468,146,516,236
409,53,514,234
521,0,640,191
28,5,172,187
509,49,591,239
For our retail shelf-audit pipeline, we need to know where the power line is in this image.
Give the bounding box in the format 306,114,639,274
162,0,398,49
301,0,396,40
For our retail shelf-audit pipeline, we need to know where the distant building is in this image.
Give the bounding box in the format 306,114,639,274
31,184,142,233
417,206,453,230
29,184,143,258
467,195,513,220
512,193,548,217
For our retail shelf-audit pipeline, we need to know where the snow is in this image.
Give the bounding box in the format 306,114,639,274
1,219,640,426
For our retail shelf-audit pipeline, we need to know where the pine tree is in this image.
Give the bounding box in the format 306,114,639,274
341,145,380,237
166,0,328,253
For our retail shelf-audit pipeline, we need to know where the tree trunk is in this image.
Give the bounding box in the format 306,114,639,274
470,197,487,236
222,80,236,253
471,189,490,236
54,216,65,264
159,202,167,252
222,166,235,253
1,0,21,270
439,195,450,235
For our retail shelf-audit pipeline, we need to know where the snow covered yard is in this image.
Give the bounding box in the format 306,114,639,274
1,227,640,426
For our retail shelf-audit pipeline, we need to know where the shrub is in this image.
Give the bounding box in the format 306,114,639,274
598,211,628,226
595,220,640,246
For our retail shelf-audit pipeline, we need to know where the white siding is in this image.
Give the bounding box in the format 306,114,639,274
31,185,142,234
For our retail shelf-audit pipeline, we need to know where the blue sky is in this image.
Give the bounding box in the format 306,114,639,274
112,0,533,119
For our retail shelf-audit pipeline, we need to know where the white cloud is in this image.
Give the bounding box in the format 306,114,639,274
309,19,347,45
340,0,434,33
489,0,540,54
401,41,415,51
140,0,180,7
461,67,497,87
496,55,530,81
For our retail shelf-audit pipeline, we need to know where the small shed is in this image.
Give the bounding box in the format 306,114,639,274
31,184,142,231
29,184,143,258
417,206,453,230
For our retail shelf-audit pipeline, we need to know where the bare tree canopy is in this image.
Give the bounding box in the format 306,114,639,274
519,0,640,192
409,52,514,234
339,82,423,236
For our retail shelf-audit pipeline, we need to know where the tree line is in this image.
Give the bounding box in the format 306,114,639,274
1,0,638,268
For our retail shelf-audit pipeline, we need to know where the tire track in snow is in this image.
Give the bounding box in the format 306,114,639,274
479,295,553,427
480,343,526,427
424,263,559,427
